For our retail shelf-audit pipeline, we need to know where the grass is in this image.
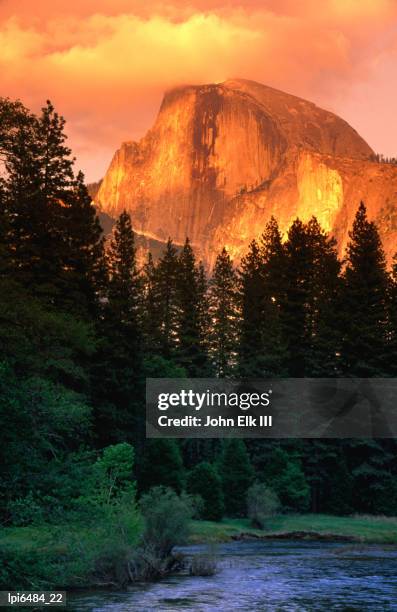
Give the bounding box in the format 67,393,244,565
1,514,396,561
189,514,397,544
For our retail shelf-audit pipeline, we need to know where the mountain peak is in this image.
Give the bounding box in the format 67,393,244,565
96,79,397,267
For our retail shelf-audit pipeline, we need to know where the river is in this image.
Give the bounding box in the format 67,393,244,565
69,540,397,611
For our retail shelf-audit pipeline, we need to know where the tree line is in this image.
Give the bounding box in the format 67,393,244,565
0,97,396,527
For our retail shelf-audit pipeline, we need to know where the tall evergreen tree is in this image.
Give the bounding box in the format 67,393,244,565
155,239,180,358
187,462,224,521
239,219,287,377
281,217,341,376
140,439,185,493
142,252,161,355
258,217,288,375
305,217,342,376
341,202,390,376
282,219,312,376
208,248,239,377
176,239,208,376
389,254,397,375
220,439,254,516
1,98,104,314
93,211,143,446
238,240,266,376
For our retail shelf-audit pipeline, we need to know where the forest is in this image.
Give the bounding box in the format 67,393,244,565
0,97,396,588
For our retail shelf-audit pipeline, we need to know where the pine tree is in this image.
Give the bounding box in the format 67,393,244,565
142,252,161,354
239,222,287,377
341,202,390,376
220,439,254,516
1,98,104,314
258,217,287,375
305,217,342,376
140,439,185,493
60,171,105,316
155,239,180,358
197,262,211,369
187,462,224,521
389,255,397,375
208,248,239,377
176,239,208,376
282,219,312,376
238,240,266,376
2,99,53,291
93,211,143,446
280,217,341,376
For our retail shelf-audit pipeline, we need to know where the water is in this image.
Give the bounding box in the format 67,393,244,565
69,541,397,611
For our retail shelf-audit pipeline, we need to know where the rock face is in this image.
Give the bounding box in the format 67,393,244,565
96,78,397,266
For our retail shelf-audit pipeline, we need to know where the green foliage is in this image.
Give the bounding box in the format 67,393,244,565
93,210,143,446
187,462,224,521
238,218,288,376
341,202,390,376
220,439,254,516
175,239,209,375
208,248,239,376
263,447,310,512
140,439,185,493
139,486,194,557
93,443,136,502
2,92,397,584
246,483,280,528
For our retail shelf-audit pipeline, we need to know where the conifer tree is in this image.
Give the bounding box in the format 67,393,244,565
341,202,390,376
187,462,224,521
155,239,180,358
93,211,143,445
176,239,209,376
258,217,288,375
140,439,185,493
238,240,266,376
1,98,104,314
281,217,341,376
208,248,239,377
239,223,287,376
305,217,342,376
282,219,312,376
220,439,254,516
389,255,397,375
60,171,105,316
142,252,161,354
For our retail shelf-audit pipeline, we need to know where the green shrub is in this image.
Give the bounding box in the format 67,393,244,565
246,482,280,528
139,486,193,557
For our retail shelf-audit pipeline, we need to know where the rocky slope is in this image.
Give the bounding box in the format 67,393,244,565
95,78,397,266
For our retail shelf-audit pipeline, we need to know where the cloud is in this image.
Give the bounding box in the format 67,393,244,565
1,0,396,180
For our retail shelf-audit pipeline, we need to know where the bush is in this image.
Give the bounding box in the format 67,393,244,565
187,462,224,521
246,483,280,529
7,492,44,526
139,486,193,557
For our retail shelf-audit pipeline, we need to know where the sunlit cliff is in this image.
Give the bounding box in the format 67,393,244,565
95,79,397,266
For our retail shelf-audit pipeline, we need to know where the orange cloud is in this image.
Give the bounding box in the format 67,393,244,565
2,0,396,180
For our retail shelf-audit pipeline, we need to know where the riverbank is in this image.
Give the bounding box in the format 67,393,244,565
1,514,396,590
189,514,397,544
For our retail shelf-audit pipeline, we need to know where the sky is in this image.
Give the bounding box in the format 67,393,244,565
1,0,397,182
